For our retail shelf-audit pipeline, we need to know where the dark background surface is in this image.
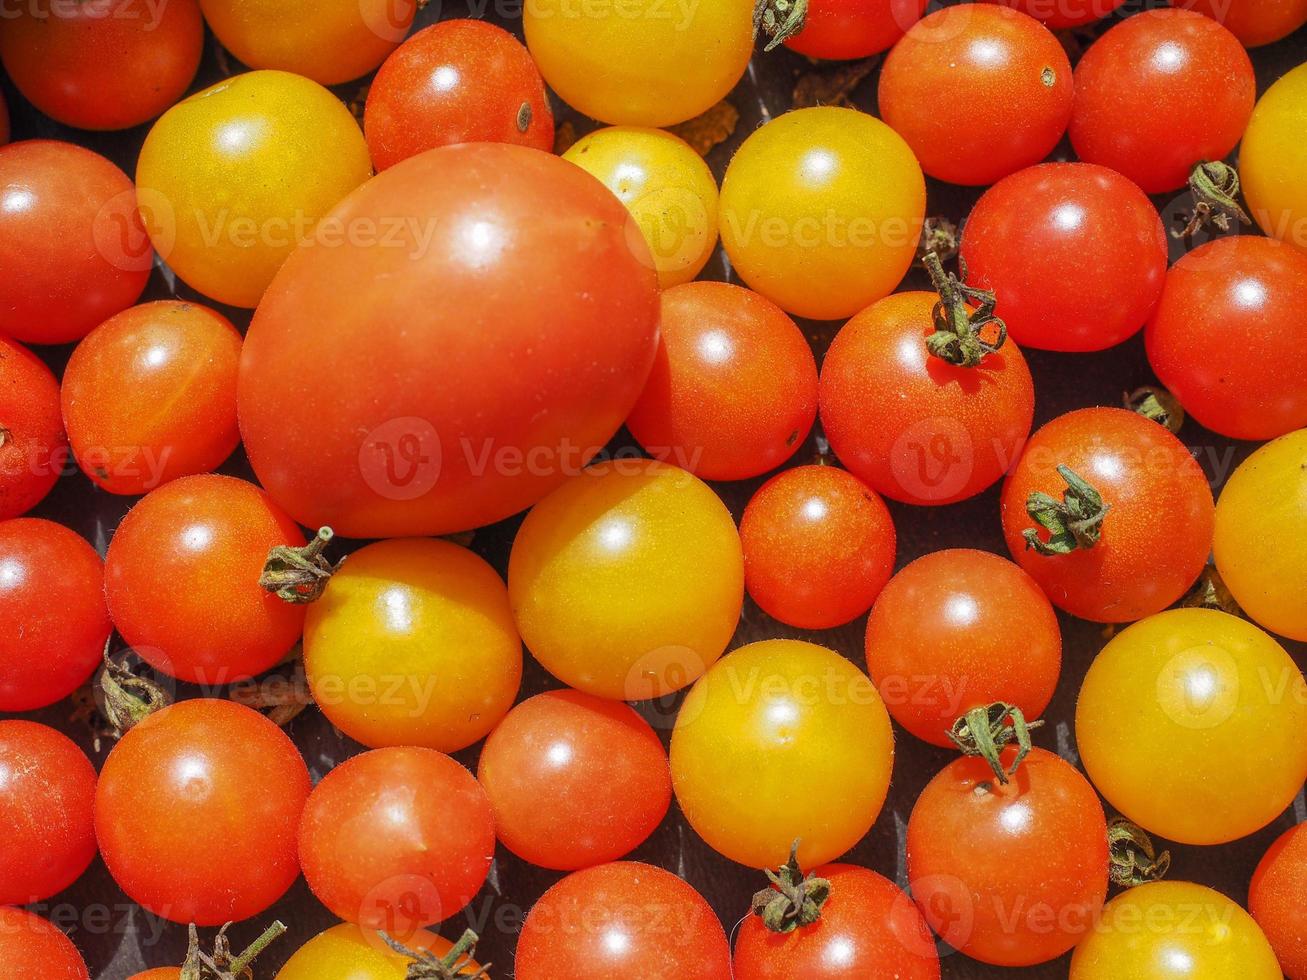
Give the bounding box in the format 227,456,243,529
3,1,1306,976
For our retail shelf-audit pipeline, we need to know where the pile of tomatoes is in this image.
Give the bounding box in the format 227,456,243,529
2,0,1307,977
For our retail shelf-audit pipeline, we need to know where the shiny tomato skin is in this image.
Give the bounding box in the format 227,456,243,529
740,465,896,629
240,142,659,539
0,0,202,131
276,924,484,980
1069,9,1254,194
908,747,1108,966
865,549,1061,746
0,334,65,519
477,689,671,871
1001,407,1214,622
0,908,89,980
62,301,242,495
0,141,150,345
627,282,818,481
1251,823,1307,980
104,474,308,684
0,518,110,711
878,6,1072,186
95,699,311,925
515,862,732,979
734,863,940,979
820,291,1035,506
783,0,928,58
366,20,554,171
0,721,97,906
987,0,1125,28
1177,0,1307,45
961,162,1168,352
1240,64,1307,251
298,747,494,935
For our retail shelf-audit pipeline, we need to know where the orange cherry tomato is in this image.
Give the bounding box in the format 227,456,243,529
1176,0,1307,46
1251,823,1307,980
0,334,66,520
0,907,88,979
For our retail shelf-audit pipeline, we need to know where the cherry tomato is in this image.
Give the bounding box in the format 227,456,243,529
1241,63,1307,255
477,689,672,871
1070,881,1282,979
0,907,89,980
239,142,659,538
136,70,372,309
670,639,894,870
515,862,732,979
198,0,415,85
961,162,1167,352
298,747,494,935
0,141,149,345
1214,429,1307,640
366,19,554,171
1069,9,1254,194
0,0,202,131
61,301,242,495
523,0,753,127
878,6,1072,187
276,924,484,980
908,747,1108,966
303,537,522,752
0,518,109,711
734,863,940,979
865,549,1060,746
719,107,925,320
1177,0,1307,45
625,282,817,480
1000,407,1214,622
0,334,65,519
0,721,96,905
740,465,896,629
563,127,718,290
1251,823,1307,980
104,474,308,684
820,291,1035,506
771,0,928,59
509,459,742,701
95,698,311,925
1077,608,1307,844
986,0,1125,28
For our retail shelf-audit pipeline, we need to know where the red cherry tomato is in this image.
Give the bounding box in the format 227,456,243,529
626,282,818,481
62,301,242,495
1147,236,1307,441
515,862,732,980
777,0,928,59
298,747,494,936
1177,0,1307,46
477,689,672,871
986,0,1124,28
878,6,1072,186
740,464,896,629
1251,822,1307,980
865,549,1061,746
819,291,1035,506
734,863,940,979
0,0,202,131
104,474,307,684
365,19,554,171
95,699,311,925
908,747,1109,966
0,141,150,345
0,907,89,980
1000,407,1215,622
1070,9,1254,194
0,518,109,711
0,334,66,519
0,721,97,905
961,163,1167,352
239,142,658,538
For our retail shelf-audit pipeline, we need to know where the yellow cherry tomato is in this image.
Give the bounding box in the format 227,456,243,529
508,458,743,701
719,106,926,321
1241,63,1307,254
304,538,522,752
1070,881,1282,980
670,638,894,869
199,0,415,85
1214,429,1307,641
523,0,753,127
276,923,483,980
563,126,719,289
136,70,372,308
1076,608,1307,846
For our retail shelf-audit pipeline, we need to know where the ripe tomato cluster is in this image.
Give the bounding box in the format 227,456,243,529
1,1,1306,979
